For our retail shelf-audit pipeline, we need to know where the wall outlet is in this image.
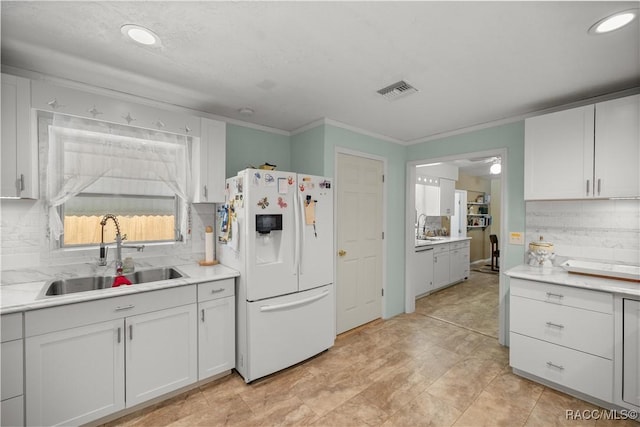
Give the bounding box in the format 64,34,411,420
509,232,525,245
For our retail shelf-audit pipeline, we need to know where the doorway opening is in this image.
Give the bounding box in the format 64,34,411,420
405,149,507,344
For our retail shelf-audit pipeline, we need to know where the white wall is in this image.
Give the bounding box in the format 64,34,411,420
525,199,640,265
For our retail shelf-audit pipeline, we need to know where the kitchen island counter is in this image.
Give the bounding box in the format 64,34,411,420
506,264,640,298
0,258,239,314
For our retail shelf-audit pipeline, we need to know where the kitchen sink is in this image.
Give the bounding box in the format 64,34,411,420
41,267,186,297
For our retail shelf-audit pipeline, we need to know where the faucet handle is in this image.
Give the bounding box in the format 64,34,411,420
98,244,108,266
122,234,128,241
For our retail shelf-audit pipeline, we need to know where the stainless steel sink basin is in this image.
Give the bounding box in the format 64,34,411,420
41,267,186,297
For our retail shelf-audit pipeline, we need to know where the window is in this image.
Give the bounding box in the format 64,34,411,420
61,194,178,246
41,113,193,247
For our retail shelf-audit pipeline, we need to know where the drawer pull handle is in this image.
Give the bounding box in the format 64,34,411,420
546,361,565,370
546,322,565,329
115,304,135,311
546,292,564,300
211,288,225,294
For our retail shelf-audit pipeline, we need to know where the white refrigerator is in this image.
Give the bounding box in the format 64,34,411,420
217,169,334,382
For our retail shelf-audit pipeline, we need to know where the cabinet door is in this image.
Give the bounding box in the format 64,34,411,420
193,118,226,203
594,94,640,198
433,251,450,290
1,73,36,198
1,340,23,401
414,249,434,297
623,299,640,407
125,304,197,407
1,396,23,427
424,185,440,216
439,178,455,216
449,249,463,283
524,105,594,200
198,296,235,380
25,319,125,427
415,184,426,218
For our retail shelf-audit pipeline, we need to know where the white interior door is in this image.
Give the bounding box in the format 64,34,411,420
336,153,383,334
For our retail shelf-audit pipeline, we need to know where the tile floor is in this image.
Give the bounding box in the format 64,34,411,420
104,272,637,426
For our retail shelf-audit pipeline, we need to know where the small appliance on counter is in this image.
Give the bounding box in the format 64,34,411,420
527,236,555,267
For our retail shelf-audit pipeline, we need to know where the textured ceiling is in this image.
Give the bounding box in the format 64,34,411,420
1,1,639,143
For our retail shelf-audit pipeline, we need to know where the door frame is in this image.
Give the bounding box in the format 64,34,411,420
334,147,388,324
405,148,509,345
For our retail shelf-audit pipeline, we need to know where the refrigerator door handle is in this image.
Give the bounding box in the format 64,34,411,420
298,192,306,275
293,185,300,275
259,290,330,312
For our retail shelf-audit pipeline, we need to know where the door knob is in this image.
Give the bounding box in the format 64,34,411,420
338,249,347,257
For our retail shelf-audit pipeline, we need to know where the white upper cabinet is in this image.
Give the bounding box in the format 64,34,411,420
594,95,640,198
525,94,639,200
416,177,455,217
193,118,226,203
439,178,455,216
1,73,37,198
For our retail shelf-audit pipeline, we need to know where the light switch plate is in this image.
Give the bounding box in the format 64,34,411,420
509,232,524,245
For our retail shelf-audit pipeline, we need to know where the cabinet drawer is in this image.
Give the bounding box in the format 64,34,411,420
1,395,24,427
510,333,613,402
1,340,23,400
451,241,469,250
197,278,234,302
26,285,196,337
1,313,23,342
433,244,450,255
511,295,613,359
510,278,612,314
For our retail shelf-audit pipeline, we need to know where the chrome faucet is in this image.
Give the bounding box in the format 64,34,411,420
416,214,427,239
98,214,144,274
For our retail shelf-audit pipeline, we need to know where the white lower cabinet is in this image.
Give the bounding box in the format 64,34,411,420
449,241,470,284
413,248,434,297
623,299,640,408
510,278,614,403
433,245,450,290
125,305,198,407
197,279,235,380
510,333,613,402
25,320,125,426
24,285,198,426
2,312,24,426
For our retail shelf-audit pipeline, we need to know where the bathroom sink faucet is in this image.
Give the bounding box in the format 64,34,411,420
98,214,144,274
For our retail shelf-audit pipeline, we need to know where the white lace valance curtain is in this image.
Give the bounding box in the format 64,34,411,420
46,113,193,241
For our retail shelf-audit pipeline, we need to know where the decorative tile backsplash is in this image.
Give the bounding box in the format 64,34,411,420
0,199,216,272
526,199,640,265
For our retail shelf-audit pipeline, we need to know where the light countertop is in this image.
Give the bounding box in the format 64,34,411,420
0,257,239,315
415,236,471,249
506,264,640,298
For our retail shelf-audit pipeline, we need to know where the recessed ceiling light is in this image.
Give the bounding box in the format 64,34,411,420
589,9,638,34
121,24,161,46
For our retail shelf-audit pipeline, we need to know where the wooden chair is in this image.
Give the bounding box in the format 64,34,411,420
489,234,499,271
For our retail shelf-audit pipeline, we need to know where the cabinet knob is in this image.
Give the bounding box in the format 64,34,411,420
338,249,347,257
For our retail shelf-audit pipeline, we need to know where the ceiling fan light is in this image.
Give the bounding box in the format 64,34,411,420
589,10,637,34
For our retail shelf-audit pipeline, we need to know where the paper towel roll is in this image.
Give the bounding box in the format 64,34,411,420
205,226,214,262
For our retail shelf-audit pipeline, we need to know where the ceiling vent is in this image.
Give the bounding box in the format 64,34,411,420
377,80,418,100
